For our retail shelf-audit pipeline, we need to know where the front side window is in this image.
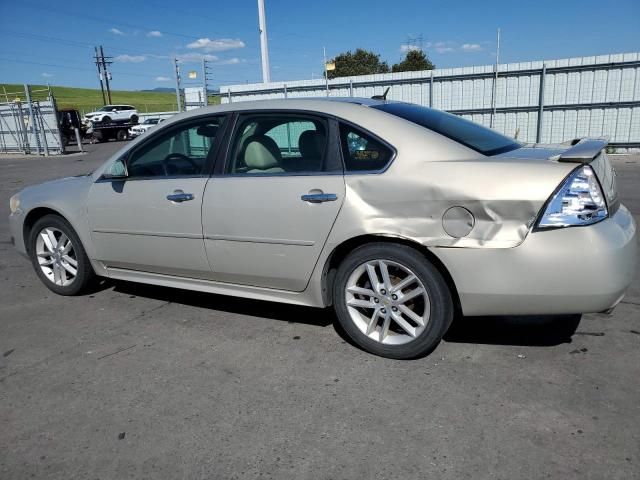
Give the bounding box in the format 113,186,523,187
127,116,225,178
226,115,336,174
339,124,393,172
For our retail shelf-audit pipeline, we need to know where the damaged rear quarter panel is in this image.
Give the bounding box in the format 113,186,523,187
328,152,576,250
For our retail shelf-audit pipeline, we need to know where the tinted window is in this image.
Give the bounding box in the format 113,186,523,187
226,115,337,174
127,117,224,178
339,124,393,172
372,103,520,156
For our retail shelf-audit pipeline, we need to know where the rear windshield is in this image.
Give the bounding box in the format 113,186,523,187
372,103,520,156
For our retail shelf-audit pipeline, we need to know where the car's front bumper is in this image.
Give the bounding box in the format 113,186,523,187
432,204,638,316
9,210,28,258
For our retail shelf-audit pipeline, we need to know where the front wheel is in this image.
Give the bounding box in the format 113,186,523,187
130,114,139,124
28,214,95,295
333,243,453,359
101,116,111,124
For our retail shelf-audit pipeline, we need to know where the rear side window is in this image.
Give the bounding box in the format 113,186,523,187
339,124,393,172
372,102,520,156
226,114,340,175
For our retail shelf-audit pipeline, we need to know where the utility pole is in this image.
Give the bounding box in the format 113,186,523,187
173,58,182,112
202,57,211,107
94,46,106,105
257,0,271,83
99,46,113,104
490,28,500,128
323,46,329,96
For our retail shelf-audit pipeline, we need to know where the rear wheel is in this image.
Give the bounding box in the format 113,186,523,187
333,243,453,359
130,114,139,124
28,214,95,296
116,129,127,141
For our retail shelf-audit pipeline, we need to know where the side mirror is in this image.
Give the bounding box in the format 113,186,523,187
103,157,128,179
112,108,118,112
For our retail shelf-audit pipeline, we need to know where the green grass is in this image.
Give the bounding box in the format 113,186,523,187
0,83,220,115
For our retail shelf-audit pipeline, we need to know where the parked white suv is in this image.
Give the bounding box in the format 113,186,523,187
85,105,138,124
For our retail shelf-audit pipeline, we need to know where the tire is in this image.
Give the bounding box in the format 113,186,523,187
333,243,453,359
28,214,95,296
116,129,127,141
130,114,139,124
102,116,111,124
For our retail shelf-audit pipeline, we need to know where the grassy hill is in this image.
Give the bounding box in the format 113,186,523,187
0,84,220,114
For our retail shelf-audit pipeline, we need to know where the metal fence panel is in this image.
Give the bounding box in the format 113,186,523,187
221,52,640,148
0,99,62,155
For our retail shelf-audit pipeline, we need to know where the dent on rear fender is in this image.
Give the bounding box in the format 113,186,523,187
332,162,564,248
342,184,537,248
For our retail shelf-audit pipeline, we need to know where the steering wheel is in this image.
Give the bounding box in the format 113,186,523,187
161,153,199,175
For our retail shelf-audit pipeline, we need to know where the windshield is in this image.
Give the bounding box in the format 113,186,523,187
372,103,521,156
143,119,159,124
98,106,114,112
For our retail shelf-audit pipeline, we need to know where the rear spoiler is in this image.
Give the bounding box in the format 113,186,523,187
557,138,608,164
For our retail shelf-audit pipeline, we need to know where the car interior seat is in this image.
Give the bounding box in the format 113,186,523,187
243,135,285,174
298,130,326,171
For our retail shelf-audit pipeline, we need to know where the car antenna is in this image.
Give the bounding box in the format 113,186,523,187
372,87,390,101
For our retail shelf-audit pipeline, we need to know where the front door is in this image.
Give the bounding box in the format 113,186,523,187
87,115,226,278
202,113,345,291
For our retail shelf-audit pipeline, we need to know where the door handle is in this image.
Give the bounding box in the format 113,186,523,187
166,190,194,202
301,193,338,203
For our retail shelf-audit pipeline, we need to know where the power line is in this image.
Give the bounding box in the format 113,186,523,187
19,0,222,41
0,30,170,59
0,57,164,79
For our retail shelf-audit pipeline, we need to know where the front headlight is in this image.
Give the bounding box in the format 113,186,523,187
537,165,608,229
9,194,21,214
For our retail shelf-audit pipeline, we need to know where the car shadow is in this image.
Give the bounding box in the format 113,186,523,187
106,280,582,348
444,314,582,347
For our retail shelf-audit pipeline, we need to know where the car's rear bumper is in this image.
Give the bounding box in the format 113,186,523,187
432,204,637,316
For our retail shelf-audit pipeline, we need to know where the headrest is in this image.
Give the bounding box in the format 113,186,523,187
197,124,219,138
298,130,325,160
243,135,282,170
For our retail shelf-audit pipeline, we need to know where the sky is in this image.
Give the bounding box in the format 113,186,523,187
1,0,639,91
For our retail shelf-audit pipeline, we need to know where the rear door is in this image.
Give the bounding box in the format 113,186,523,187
202,112,345,291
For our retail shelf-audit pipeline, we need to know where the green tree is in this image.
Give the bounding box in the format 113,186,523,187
391,49,435,73
327,49,390,79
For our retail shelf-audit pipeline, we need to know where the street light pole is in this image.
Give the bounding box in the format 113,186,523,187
257,0,271,83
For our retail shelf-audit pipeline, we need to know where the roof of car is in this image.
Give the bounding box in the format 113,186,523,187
166,97,405,123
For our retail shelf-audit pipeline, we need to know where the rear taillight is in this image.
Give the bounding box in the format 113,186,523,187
536,165,608,229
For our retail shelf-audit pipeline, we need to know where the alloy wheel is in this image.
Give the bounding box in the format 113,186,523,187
35,227,78,287
345,259,430,345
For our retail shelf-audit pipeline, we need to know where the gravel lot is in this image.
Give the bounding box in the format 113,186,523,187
1,143,639,480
